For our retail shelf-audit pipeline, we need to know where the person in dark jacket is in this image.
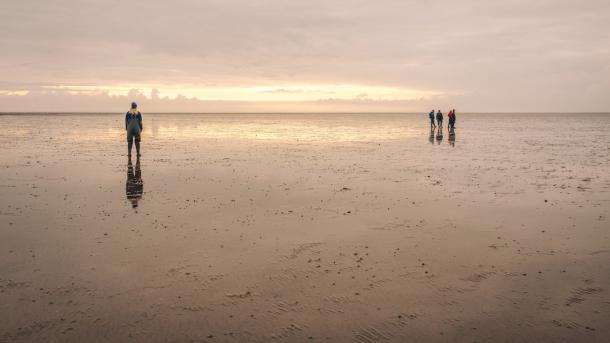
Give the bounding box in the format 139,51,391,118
436,110,443,129
125,102,143,157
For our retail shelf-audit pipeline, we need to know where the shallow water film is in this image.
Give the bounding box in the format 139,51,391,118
1,113,609,342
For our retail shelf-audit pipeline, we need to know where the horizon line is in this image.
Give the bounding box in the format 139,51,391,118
2,111,610,115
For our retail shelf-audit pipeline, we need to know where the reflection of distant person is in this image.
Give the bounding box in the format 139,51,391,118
429,127,435,144
126,158,143,208
125,102,143,157
436,110,443,129
448,109,456,129
428,109,436,128
448,127,455,147
436,127,443,144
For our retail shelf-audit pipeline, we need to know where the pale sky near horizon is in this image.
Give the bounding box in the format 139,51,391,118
1,0,609,112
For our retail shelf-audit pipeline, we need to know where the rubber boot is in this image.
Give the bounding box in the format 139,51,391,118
135,141,141,157
128,140,133,157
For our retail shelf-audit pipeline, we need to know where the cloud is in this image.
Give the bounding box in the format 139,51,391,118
1,0,609,111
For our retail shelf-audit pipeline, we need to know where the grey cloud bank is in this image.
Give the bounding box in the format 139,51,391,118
1,0,609,112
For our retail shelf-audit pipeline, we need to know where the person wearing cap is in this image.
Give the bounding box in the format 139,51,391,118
125,102,143,157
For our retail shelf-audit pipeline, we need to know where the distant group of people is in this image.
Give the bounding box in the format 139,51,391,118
428,109,456,130
428,109,456,146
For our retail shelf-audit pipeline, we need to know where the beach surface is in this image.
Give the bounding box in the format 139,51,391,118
1,113,609,342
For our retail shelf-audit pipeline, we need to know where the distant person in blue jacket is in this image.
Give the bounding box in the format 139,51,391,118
125,102,143,157
428,110,436,128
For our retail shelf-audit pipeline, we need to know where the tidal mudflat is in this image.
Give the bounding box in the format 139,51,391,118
1,113,609,342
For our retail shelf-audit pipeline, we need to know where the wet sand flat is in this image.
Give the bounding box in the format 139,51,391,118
1,113,609,342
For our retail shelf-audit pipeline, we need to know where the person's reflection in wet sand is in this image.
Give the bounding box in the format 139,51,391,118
126,157,143,208
448,127,456,147
435,127,443,144
429,127,435,144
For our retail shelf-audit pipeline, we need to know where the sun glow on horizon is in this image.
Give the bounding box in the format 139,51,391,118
39,83,450,102
0,90,29,96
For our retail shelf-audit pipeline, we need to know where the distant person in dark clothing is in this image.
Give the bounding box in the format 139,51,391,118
436,110,443,129
125,102,143,157
448,109,456,129
428,110,436,128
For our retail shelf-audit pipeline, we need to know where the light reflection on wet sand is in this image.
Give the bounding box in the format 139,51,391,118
0,114,420,144
0,113,609,342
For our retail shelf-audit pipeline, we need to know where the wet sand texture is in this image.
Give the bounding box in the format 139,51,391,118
1,113,609,342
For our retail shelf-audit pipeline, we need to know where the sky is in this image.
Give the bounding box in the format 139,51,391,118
1,0,609,112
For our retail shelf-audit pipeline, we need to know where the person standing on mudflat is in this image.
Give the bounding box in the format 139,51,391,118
447,109,455,130
448,109,456,130
125,102,143,157
436,109,443,129
428,109,436,128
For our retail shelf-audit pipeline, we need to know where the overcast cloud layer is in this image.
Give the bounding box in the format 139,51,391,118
1,0,609,112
